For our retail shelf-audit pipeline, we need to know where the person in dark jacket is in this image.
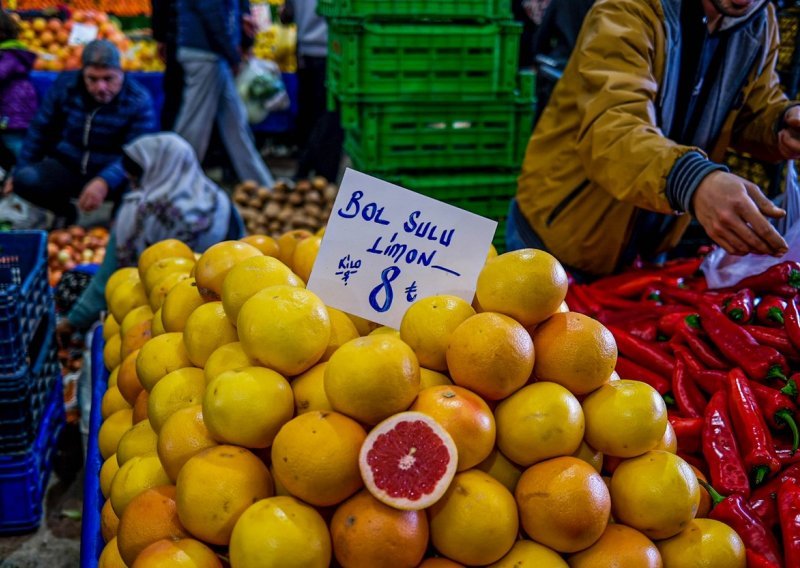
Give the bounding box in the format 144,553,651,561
3,40,156,225
151,0,183,129
0,11,37,161
173,0,274,187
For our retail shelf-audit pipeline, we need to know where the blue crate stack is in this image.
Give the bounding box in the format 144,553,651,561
0,230,64,535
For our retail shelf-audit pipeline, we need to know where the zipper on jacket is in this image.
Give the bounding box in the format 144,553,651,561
81,108,100,175
546,179,589,227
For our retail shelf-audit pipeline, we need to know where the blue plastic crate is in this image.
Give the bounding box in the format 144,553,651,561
0,311,60,453
80,326,108,568
0,231,52,375
0,377,65,535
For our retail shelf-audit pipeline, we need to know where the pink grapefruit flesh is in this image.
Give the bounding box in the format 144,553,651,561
359,411,458,510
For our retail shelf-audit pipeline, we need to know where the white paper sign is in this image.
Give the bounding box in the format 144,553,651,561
251,4,272,32
307,169,498,328
68,23,99,46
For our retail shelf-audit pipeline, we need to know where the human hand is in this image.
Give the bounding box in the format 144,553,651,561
692,171,788,257
779,106,800,160
2,176,12,196
78,178,108,212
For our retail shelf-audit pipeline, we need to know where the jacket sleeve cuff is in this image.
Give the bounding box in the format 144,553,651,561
97,162,126,191
666,151,729,214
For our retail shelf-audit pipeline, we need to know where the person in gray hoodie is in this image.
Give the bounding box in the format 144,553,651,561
283,0,343,182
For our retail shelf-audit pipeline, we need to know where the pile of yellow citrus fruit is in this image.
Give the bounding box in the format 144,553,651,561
96,231,746,568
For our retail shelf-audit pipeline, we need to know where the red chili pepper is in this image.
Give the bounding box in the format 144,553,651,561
750,382,800,452
743,325,800,360
658,311,697,337
746,550,782,568
779,478,800,566
749,463,800,528
614,356,672,396
593,273,667,298
607,324,675,377
627,320,658,342
757,296,788,328
701,480,783,566
659,256,705,278
785,298,800,352
702,390,751,497
567,284,601,315
677,324,729,370
722,288,755,323
672,358,706,418
727,369,782,485
673,345,725,394
669,415,703,454
733,260,800,297
698,304,788,382
657,285,729,309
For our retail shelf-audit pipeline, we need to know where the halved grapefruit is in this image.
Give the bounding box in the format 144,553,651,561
359,411,458,511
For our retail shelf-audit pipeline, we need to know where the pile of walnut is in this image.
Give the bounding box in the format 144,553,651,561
232,177,339,236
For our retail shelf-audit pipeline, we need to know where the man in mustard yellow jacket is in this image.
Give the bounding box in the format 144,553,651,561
511,0,800,277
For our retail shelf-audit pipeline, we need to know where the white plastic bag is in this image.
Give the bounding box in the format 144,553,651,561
702,161,800,289
0,194,48,229
235,58,290,124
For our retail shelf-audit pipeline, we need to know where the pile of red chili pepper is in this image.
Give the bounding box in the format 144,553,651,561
567,258,800,567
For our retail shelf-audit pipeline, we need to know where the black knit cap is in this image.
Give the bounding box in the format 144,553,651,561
82,40,121,69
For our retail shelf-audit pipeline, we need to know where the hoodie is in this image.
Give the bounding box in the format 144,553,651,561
0,41,37,130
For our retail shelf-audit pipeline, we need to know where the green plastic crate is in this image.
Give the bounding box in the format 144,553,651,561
378,172,519,251
344,95,535,172
318,0,511,21
328,20,521,100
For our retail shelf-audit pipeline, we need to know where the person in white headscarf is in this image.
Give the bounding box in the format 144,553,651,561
60,132,244,332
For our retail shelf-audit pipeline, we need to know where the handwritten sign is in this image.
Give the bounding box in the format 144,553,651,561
68,23,99,46
251,4,273,32
307,169,497,328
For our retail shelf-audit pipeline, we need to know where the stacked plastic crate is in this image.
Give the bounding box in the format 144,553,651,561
321,0,535,250
0,231,64,535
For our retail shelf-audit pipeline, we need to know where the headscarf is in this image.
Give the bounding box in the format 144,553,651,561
114,133,231,267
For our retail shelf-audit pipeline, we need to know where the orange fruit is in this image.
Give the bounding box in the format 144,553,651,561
108,366,119,389
291,362,332,415
99,537,126,568
320,306,360,362
117,349,144,406
229,496,331,568
488,540,568,567
120,305,154,338
101,385,131,420
240,234,280,257
515,456,610,553
109,279,149,323
429,470,519,565
417,560,465,568
137,239,195,282
330,489,429,568
400,295,476,371
410,385,496,471
147,367,206,433
532,312,617,395
151,308,165,337
98,408,133,460
291,234,321,283
276,229,312,267
161,278,204,333
100,454,120,499
203,366,294,448
345,312,379,336
203,342,254,385
194,240,262,301
271,411,366,507
572,440,604,473
324,335,420,425
475,249,568,327
220,255,304,324
101,498,119,543
103,314,120,341
132,538,222,567
136,332,193,392
117,485,189,566
476,448,524,494
582,380,668,458
148,271,191,311
359,412,457,511
495,382,584,466
110,452,171,517
132,390,149,424
567,524,661,567
238,286,331,376
142,257,194,297
157,405,218,482
611,451,700,540
420,368,453,389
182,301,238,367
176,445,273,545
656,518,745,568
117,420,158,466
446,312,534,401
105,267,140,305
655,420,678,453
120,319,152,361
103,334,122,371
692,466,712,518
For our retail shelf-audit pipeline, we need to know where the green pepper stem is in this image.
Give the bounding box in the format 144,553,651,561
768,366,787,382
697,479,725,506
685,314,701,329
753,465,770,486
768,308,785,325
728,308,744,322
777,409,800,454
781,379,799,398
663,393,676,406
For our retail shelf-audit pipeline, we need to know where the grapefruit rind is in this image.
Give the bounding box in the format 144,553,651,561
359,411,458,511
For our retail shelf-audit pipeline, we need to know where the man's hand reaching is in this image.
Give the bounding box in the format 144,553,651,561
78,178,108,212
692,171,788,257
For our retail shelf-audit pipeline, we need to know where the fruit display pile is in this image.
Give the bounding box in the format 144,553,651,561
569,257,800,567
12,0,151,16
253,23,297,72
14,11,162,72
93,231,748,567
47,225,108,287
232,177,338,237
